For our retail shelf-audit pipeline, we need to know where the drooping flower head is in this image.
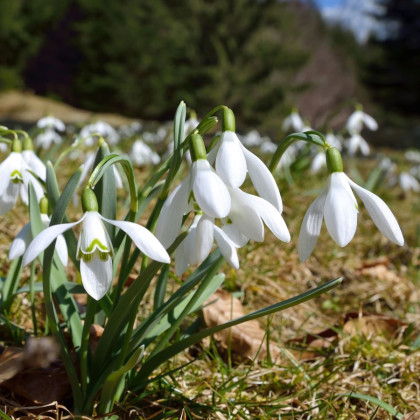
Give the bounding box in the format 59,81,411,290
282,108,305,133
211,107,282,212
346,104,378,135
0,138,44,215
298,147,404,261
23,189,170,300
155,133,231,249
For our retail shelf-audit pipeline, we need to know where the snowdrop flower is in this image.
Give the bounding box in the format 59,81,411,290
143,127,167,144
240,130,264,148
23,189,170,300
410,165,420,180
310,152,326,173
259,140,277,155
405,150,420,164
37,116,65,132
9,197,68,266
35,129,63,149
325,132,343,151
346,105,378,135
226,187,290,244
175,214,241,275
211,108,282,211
347,133,370,156
155,133,231,248
298,147,404,262
398,172,420,192
175,187,291,275
0,139,44,215
80,121,120,146
282,108,304,132
130,139,160,166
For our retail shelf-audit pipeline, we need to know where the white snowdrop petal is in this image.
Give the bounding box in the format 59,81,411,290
193,215,214,265
362,113,378,131
80,255,113,300
324,173,358,247
229,188,264,242
56,234,69,266
214,226,239,269
0,182,19,216
346,177,404,246
249,195,290,242
9,223,32,260
192,160,231,219
155,177,191,248
23,218,83,266
175,240,190,276
240,145,283,212
215,131,247,187
22,150,46,181
298,187,328,262
104,218,170,263
222,224,248,248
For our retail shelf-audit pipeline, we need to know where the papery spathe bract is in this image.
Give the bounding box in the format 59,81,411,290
298,171,404,262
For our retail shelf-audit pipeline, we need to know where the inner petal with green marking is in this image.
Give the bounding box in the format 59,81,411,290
10,169,23,183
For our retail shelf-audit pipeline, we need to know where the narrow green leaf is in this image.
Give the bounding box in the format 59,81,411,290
93,142,117,238
147,273,225,341
134,277,343,385
88,154,137,214
342,392,404,419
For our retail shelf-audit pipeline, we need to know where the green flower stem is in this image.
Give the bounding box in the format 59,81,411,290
80,297,97,396
0,130,17,141
269,131,327,173
29,262,38,336
88,155,138,214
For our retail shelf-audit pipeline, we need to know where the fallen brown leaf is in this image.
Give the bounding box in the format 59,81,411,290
0,347,24,383
289,312,409,361
402,414,420,420
343,314,408,338
202,290,281,361
0,337,70,405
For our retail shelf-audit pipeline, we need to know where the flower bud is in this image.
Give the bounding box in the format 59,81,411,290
326,147,343,173
81,188,99,212
39,197,49,215
222,107,235,132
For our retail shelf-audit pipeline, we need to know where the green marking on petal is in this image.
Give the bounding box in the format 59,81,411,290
10,169,23,182
85,238,109,253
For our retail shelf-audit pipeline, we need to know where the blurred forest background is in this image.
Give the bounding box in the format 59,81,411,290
0,0,418,147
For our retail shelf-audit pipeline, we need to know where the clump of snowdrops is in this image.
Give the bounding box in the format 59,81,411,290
0,103,403,416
